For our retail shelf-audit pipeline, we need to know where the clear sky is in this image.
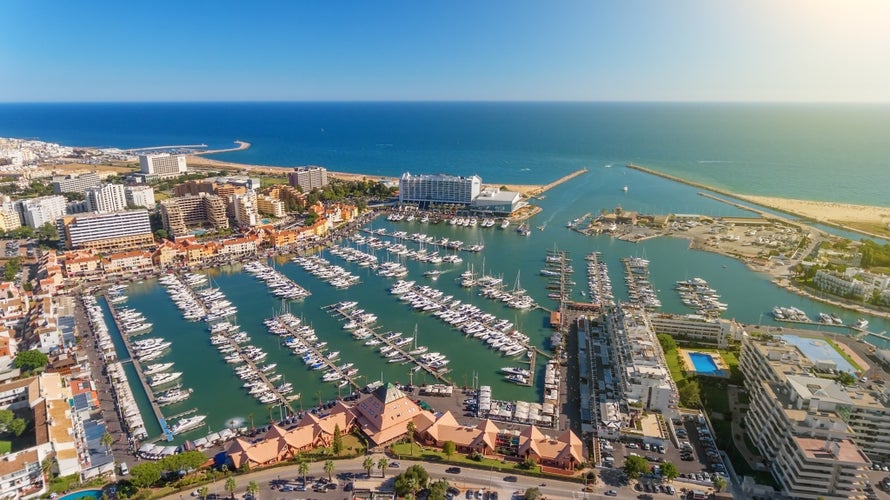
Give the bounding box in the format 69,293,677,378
2,0,889,102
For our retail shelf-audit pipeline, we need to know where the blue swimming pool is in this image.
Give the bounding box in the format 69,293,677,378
689,352,721,375
58,489,103,500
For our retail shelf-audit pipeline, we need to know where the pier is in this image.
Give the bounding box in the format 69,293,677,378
103,294,173,441
324,303,454,384
222,332,296,415
123,144,208,152
528,167,588,198
193,140,251,155
274,313,361,391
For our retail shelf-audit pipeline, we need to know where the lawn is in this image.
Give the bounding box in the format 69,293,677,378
0,441,10,454
663,349,687,384
389,443,552,478
260,176,287,188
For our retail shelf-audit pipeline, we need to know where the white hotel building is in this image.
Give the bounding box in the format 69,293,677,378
139,153,187,179
84,183,127,214
398,173,482,206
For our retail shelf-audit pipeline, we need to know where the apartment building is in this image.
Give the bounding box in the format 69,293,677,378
814,268,890,301
51,172,101,194
16,195,66,228
398,172,482,205
605,305,678,413
287,166,328,192
256,193,285,218
230,192,257,227
124,185,156,208
84,183,127,213
139,153,187,179
58,210,154,252
159,193,229,237
648,313,744,349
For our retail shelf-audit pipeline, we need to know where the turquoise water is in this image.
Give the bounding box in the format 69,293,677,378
58,490,102,500
689,353,720,375
101,166,890,443
1,103,889,206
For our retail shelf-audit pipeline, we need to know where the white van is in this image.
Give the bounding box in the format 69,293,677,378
119,462,129,475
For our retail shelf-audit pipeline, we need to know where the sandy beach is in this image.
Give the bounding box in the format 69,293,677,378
736,195,890,226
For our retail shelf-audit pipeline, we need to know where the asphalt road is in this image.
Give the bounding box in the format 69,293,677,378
161,456,663,500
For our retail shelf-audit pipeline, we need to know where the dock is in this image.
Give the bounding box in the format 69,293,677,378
325,303,454,384
103,294,173,441
528,167,589,198
274,314,361,391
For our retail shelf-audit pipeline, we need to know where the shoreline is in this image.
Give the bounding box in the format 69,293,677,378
627,163,890,240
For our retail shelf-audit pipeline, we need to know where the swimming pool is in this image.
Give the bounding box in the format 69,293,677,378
58,489,102,500
689,352,721,375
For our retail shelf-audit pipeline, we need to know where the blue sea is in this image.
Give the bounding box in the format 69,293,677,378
1,102,888,206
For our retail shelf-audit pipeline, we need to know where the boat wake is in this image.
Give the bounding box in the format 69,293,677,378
225,416,247,429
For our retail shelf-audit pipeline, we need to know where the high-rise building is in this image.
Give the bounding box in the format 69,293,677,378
230,192,257,227
0,196,20,232
51,172,101,194
139,154,188,179
58,210,154,252
159,193,229,237
740,337,877,498
287,166,328,192
15,195,67,228
85,183,127,213
124,185,156,208
398,173,482,205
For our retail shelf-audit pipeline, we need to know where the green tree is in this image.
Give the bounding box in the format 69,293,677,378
246,480,259,498
224,476,237,499
332,424,343,456
837,372,856,386
8,418,25,437
37,222,58,242
298,461,309,483
198,486,209,500
623,455,649,480
523,487,542,500
660,461,679,482
2,258,20,281
154,229,168,241
678,378,702,408
323,459,335,482
585,470,597,486
406,420,416,455
428,479,450,500
13,349,49,373
521,457,537,470
377,457,389,478
393,465,429,497
657,333,677,353
10,226,34,239
129,462,161,488
40,456,55,478
363,456,375,478
713,475,727,492
100,432,114,455
442,440,456,458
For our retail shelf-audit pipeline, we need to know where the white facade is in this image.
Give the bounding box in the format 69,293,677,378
139,153,187,179
51,172,101,194
124,185,156,208
256,194,285,218
287,166,328,191
231,192,258,227
60,210,153,250
649,313,744,349
85,183,127,213
16,195,67,228
398,173,482,205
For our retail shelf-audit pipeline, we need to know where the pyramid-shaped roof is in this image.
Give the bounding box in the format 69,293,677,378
373,383,407,404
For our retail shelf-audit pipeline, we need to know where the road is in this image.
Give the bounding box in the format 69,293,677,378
159,456,659,500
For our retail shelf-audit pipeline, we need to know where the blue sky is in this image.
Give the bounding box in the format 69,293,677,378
2,0,889,102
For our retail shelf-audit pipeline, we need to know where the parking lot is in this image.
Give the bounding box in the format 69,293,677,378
595,413,726,495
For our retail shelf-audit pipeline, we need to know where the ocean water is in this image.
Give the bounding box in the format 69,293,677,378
1,102,889,206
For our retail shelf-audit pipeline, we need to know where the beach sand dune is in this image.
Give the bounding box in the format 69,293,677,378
737,195,890,225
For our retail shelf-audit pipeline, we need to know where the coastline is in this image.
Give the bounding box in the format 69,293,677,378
627,163,890,240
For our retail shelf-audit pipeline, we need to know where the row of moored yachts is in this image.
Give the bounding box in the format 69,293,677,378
389,281,530,357
265,313,355,387
291,255,361,289
242,261,311,300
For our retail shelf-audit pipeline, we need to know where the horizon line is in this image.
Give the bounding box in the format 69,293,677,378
2,99,890,105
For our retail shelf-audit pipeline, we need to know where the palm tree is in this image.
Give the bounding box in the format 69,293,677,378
40,456,55,479
197,486,209,500
406,420,416,456
298,461,309,484
377,457,389,478
362,456,375,478
100,432,113,455
323,460,335,482
246,481,259,499
224,477,236,499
